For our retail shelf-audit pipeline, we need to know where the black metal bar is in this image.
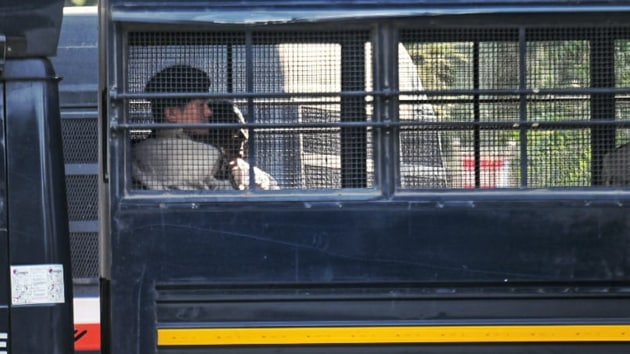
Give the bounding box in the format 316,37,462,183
373,23,394,196
226,43,233,93
590,29,617,186
473,41,481,189
111,87,630,100
115,119,630,131
340,37,368,188
519,27,528,187
386,25,398,195
245,31,256,189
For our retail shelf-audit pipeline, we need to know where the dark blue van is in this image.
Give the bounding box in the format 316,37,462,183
101,1,630,354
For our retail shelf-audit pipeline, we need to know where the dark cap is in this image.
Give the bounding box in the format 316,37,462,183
145,65,211,121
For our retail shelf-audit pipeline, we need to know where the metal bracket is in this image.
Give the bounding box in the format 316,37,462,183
0,34,5,74
0,34,7,75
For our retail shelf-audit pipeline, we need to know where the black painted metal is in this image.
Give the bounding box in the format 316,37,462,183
101,2,630,354
113,201,630,284
105,0,630,26
0,0,63,58
53,6,100,285
105,198,630,354
0,81,8,354
4,58,74,354
591,34,617,185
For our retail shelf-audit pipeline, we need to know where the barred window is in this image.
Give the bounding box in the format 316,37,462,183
125,31,380,191
120,26,630,193
401,27,630,189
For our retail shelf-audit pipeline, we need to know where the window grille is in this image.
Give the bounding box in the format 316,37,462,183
125,31,380,191
401,27,630,189
120,25,630,192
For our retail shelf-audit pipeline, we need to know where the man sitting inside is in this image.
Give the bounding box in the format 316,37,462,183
132,64,277,190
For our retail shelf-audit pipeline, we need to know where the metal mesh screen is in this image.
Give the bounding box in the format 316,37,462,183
66,175,98,221
125,31,375,191
121,26,630,192
61,116,98,163
69,232,99,280
401,27,630,189
62,117,100,281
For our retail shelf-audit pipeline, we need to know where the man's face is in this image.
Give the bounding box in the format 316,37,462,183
223,128,247,161
165,99,212,136
205,101,249,160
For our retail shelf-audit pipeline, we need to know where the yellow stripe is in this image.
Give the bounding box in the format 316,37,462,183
158,324,630,346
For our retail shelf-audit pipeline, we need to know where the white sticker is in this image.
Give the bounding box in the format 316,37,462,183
10,264,65,306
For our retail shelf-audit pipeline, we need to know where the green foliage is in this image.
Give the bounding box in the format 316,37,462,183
405,39,596,188
528,41,590,88
525,130,591,187
616,40,630,87
64,0,98,6
407,42,469,91
406,42,469,125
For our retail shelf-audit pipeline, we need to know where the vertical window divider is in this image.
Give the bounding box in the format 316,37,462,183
590,29,617,186
340,34,368,188
473,40,481,189
519,26,529,187
374,22,397,197
245,31,256,190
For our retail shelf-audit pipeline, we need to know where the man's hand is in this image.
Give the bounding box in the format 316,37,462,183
229,158,279,190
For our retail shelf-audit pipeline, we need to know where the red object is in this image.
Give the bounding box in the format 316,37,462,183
74,323,101,352
462,158,505,189
462,158,504,170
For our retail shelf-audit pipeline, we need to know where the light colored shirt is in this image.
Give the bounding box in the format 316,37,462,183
132,129,233,190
